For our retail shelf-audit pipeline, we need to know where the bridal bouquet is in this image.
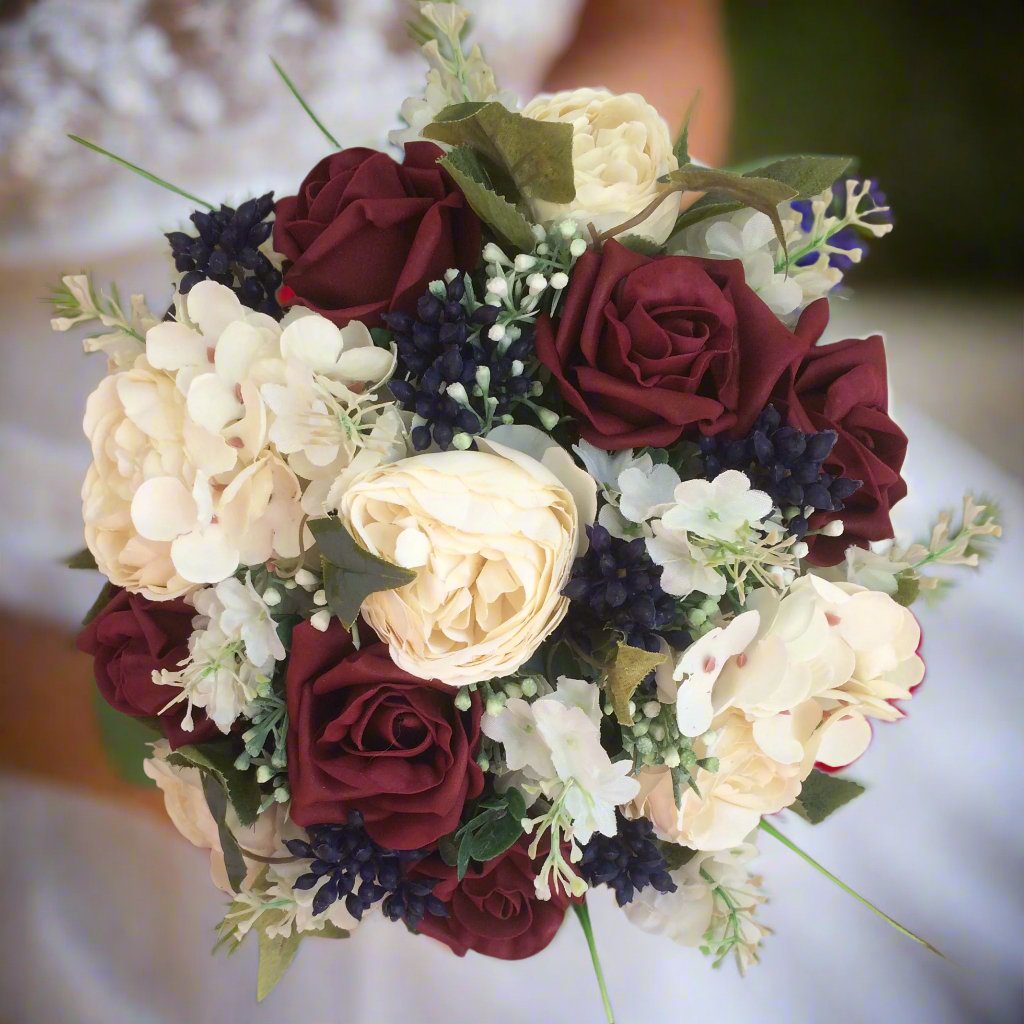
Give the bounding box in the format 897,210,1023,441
57,4,1001,1016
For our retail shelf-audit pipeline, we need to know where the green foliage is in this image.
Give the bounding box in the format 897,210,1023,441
616,233,665,256
82,581,116,627
452,788,528,879
257,927,302,1002
424,101,576,203
309,516,417,629
791,769,865,825
92,689,160,786
893,570,922,608
167,741,262,827
65,547,98,570
201,771,248,892
605,642,667,726
672,92,700,166
270,57,340,149
439,146,536,250
658,841,697,873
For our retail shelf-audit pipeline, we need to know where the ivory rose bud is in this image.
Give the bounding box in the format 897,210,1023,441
521,88,679,244
337,427,594,686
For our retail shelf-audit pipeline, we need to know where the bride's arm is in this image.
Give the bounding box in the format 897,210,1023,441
541,0,732,166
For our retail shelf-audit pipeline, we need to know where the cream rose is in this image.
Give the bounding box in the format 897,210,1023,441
521,87,679,244
143,740,287,894
337,427,593,686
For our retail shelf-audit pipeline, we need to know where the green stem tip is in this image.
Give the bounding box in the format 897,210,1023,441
759,818,945,958
269,58,341,149
573,901,616,1024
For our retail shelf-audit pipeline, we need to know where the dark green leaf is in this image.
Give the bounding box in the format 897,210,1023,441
504,786,527,822
467,811,523,863
65,547,98,570
167,741,261,827
92,689,160,786
424,101,575,203
201,772,248,892
791,769,865,824
438,834,460,867
616,233,665,256
456,835,473,881
256,927,302,1001
658,841,696,872
672,92,700,166
438,146,536,251
369,326,393,348
82,581,116,627
309,517,416,629
741,154,852,199
669,198,745,237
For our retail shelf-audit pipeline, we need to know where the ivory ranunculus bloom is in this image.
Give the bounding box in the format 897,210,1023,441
338,434,588,686
521,88,679,244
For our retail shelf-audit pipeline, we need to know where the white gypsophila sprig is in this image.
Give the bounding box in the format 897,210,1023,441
154,573,284,734
389,2,517,147
48,272,156,367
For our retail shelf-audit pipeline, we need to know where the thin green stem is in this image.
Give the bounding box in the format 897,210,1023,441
66,136,214,209
573,901,616,1024
759,819,944,958
270,58,340,149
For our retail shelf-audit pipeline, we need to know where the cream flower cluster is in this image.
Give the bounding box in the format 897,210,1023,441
82,281,403,599
633,575,923,851
522,88,680,244
338,426,595,686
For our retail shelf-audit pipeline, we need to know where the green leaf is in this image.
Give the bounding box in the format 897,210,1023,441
616,233,664,256
741,154,852,199
437,834,460,867
269,57,340,149
504,786,527,823
92,689,161,786
893,570,921,608
669,198,745,236
82,581,116,627
657,841,696,872
791,769,865,825
438,146,536,251
167,741,262,827
65,547,98,570
256,927,302,1001
605,643,667,726
201,771,248,893
424,101,576,203
672,92,700,166
467,810,523,863
369,326,393,348
456,835,473,881
315,921,351,940
310,517,417,629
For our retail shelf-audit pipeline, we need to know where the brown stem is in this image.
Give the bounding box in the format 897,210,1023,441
594,185,686,244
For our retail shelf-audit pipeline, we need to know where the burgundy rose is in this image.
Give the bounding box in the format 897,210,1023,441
535,241,818,450
273,142,481,328
285,620,484,850
411,837,571,960
77,589,219,748
774,332,908,565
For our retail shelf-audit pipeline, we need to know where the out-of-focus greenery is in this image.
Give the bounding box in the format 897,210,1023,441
726,1,1024,284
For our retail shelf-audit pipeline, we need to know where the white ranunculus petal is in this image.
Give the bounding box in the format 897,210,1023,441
171,525,240,584
395,527,431,568
130,476,197,541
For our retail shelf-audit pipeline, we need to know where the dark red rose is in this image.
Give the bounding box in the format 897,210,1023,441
77,589,219,748
535,241,818,450
285,620,484,849
273,142,481,328
774,331,908,565
411,837,571,960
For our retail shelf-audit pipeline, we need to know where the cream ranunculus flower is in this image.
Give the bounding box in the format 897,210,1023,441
521,88,679,244
143,740,287,894
337,428,593,685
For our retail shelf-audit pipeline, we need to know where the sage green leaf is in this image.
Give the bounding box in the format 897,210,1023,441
669,198,744,238
92,689,160,786
65,547,98,570
742,154,852,199
167,741,262,827
309,516,416,629
616,233,665,256
438,146,536,251
658,841,696,872
424,101,575,202
201,772,248,892
315,922,351,940
468,811,524,863
606,642,667,726
791,769,865,824
672,92,700,166
456,835,473,881
437,834,460,867
893,570,921,608
504,786,527,823
256,928,302,1001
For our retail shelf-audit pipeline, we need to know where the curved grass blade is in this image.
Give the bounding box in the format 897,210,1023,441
270,57,340,149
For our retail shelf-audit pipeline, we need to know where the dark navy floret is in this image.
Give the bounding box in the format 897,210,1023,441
579,813,677,906
563,523,678,651
166,192,282,318
699,405,861,537
284,812,447,931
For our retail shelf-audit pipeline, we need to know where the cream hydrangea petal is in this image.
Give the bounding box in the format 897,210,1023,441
618,463,681,524
280,315,343,372
815,711,873,767
214,321,272,385
146,321,209,372
751,700,822,764
171,524,240,584
333,345,396,383
186,280,245,339
130,476,197,541
187,373,243,434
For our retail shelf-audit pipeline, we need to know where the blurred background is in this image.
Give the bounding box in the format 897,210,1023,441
0,2,1021,1022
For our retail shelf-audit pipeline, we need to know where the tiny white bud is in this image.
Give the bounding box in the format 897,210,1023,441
310,609,331,632
444,267,460,283
514,254,536,272
505,323,521,342
821,519,845,537
535,242,550,255
569,237,588,257
294,567,318,589
485,696,505,716
488,322,506,341
532,223,547,242
559,219,577,238
263,589,281,607
284,579,297,590
445,382,470,405
526,272,547,295
504,681,522,700
452,432,473,450
793,541,810,559
662,748,681,768
485,277,508,299
643,701,661,719
454,689,473,711
256,765,274,784
511,359,525,377
535,406,560,431
550,271,569,289
313,589,327,607
482,242,508,264
475,365,491,391
520,677,538,698
428,279,447,299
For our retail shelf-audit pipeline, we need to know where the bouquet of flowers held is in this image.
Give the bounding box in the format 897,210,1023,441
57,4,1002,1016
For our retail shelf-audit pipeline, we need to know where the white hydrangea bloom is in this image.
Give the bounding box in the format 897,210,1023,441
645,522,726,600
661,471,773,543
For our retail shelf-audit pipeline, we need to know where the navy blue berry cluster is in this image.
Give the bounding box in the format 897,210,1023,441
563,524,679,652
166,193,282,318
383,276,535,451
699,406,861,538
284,812,448,931
579,813,677,906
